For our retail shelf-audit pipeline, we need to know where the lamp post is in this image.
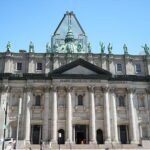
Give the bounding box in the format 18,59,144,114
58,133,62,150
2,102,8,150
16,97,22,150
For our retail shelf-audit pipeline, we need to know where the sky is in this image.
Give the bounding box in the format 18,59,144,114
0,0,150,54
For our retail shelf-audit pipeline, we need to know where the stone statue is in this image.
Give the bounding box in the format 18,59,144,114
123,44,128,54
6,41,11,52
29,41,34,53
142,44,149,55
77,43,82,52
46,42,51,53
87,43,91,53
99,42,105,54
107,43,112,54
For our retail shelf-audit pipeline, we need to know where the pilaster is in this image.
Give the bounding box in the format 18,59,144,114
25,87,33,143
110,88,119,143
43,87,50,141
102,87,111,143
127,88,138,144
88,86,96,144
66,86,73,143
51,86,58,143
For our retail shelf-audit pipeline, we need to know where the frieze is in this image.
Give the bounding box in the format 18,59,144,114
58,79,104,83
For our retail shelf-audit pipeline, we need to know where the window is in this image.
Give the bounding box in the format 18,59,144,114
138,95,145,107
17,62,22,70
37,63,42,70
135,64,141,73
78,95,83,105
117,64,122,72
35,95,41,106
118,96,125,107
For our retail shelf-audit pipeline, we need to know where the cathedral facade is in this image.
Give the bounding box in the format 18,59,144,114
0,11,150,149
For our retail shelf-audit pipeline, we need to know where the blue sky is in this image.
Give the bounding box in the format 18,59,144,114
0,0,150,54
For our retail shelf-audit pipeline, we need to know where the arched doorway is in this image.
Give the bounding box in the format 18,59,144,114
58,129,65,144
96,129,104,144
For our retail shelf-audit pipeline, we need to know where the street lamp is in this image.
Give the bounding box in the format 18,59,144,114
58,133,62,150
2,102,8,150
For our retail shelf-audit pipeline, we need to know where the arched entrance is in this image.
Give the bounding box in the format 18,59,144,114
96,129,104,144
58,129,65,144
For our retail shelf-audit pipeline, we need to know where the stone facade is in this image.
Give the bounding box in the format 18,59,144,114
0,11,150,149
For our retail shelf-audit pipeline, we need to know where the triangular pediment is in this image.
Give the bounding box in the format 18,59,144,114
62,65,98,75
50,59,112,79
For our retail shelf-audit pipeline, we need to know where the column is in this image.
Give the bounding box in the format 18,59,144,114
51,87,57,143
89,86,96,143
25,88,32,143
43,88,50,141
110,89,119,143
66,87,73,143
127,88,137,143
103,87,111,143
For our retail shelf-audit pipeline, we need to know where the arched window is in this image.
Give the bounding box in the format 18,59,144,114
118,96,125,107
35,95,41,106
58,129,65,144
78,95,83,105
96,129,104,144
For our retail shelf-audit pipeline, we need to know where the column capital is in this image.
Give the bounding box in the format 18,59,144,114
109,88,116,93
145,88,150,94
43,86,50,93
126,88,136,94
87,86,95,92
24,87,33,93
101,87,109,93
0,86,11,93
51,86,58,92
65,86,73,92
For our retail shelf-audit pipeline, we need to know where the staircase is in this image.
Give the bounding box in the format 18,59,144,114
13,143,144,150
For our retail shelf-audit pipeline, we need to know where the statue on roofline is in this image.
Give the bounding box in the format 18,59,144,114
142,44,149,55
29,41,34,53
77,43,82,52
108,43,112,54
87,43,91,53
123,44,128,54
99,42,105,54
6,41,11,52
46,42,51,53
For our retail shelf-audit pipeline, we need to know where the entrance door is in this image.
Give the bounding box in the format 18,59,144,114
120,125,127,144
31,125,42,144
58,129,65,144
96,129,104,144
75,125,87,144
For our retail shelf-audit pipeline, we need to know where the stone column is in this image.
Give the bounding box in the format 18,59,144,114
127,88,137,143
110,89,119,143
51,87,58,143
103,87,111,143
43,88,50,142
88,86,96,143
66,87,73,143
25,88,32,143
